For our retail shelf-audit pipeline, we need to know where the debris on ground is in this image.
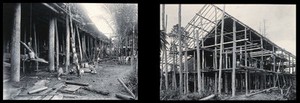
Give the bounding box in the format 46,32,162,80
115,93,135,100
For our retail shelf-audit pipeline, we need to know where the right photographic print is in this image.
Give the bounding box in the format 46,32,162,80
160,4,296,100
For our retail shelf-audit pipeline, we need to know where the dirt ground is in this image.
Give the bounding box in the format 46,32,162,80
3,63,134,100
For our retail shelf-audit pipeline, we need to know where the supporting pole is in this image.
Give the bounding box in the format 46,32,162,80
33,24,39,72
11,3,21,82
214,7,218,94
55,18,59,71
178,4,183,94
232,20,236,97
196,29,201,94
201,39,204,92
244,28,248,95
225,73,228,93
49,17,55,72
218,5,225,95
193,51,196,92
184,42,188,94
65,12,70,73
272,46,276,87
76,26,82,62
162,4,168,90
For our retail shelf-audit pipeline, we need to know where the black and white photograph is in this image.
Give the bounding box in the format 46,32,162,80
160,4,296,100
3,3,138,100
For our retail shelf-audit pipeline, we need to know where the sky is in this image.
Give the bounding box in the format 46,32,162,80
80,3,116,38
160,4,296,56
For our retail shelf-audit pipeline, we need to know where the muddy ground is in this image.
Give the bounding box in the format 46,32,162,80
3,63,134,100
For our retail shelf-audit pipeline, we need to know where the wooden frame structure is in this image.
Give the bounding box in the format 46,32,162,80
161,4,296,97
3,3,110,82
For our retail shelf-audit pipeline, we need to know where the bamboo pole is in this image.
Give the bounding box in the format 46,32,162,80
11,3,21,82
218,5,225,95
178,4,183,94
232,20,236,97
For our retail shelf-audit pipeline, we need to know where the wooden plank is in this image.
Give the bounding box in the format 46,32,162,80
49,83,65,94
38,88,53,95
51,94,63,100
28,86,48,94
65,81,89,86
199,94,216,100
42,95,54,100
63,85,81,92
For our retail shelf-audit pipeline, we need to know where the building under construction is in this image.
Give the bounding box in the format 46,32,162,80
3,3,110,82
160,4,296,99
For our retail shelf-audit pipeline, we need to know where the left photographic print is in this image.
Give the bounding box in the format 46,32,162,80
3,3,138,100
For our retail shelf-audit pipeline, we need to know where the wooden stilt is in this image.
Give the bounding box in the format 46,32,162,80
201,40,204,92
33,24,39,72
218,5,225,95
48,17,55,72
245,28,248,95
225,73,228,93
196,29,201,94
55,18,59,71
178,4,183,94
65,14,70,73
11,3,21,82
232,20,236,97
214,6,218,94
76,26,82,62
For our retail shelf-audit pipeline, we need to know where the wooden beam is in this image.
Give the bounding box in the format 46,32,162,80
11,3,21,82
203,38,248,48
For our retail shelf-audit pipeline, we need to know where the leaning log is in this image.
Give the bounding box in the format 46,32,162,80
117,78,135,98
82,86,109,95
65,81,89,86
115,93,135,100
246,87,277,97
199,94,216,100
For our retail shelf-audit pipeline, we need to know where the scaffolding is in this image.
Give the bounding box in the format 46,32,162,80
160,4,296,97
